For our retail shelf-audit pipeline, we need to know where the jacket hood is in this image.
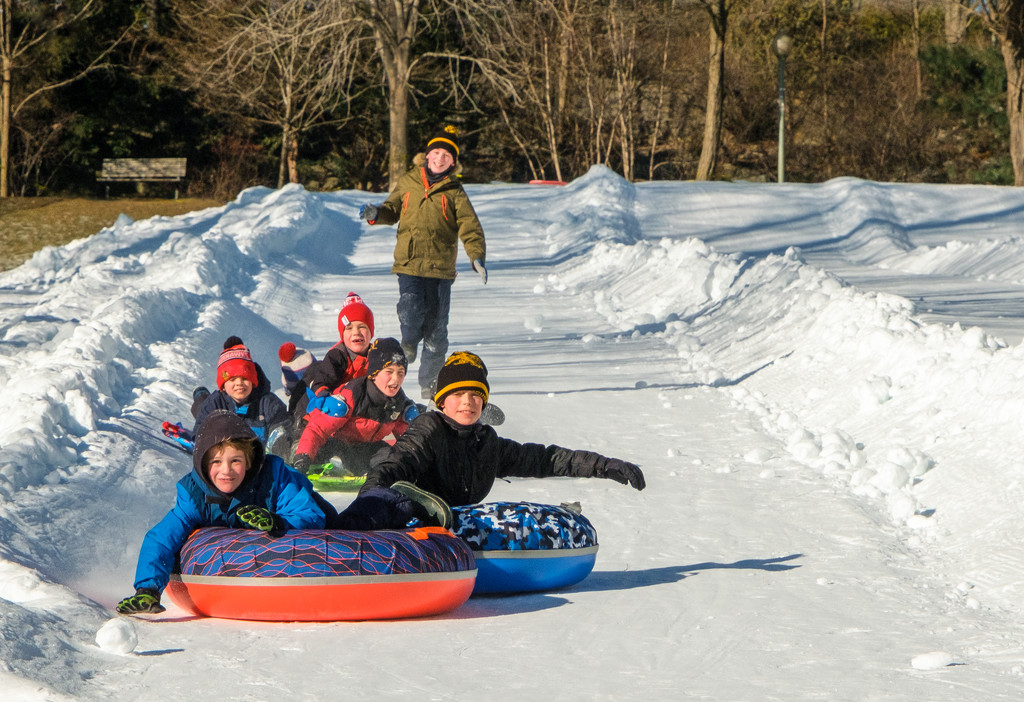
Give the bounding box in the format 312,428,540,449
192,409,265,496
252,362,273,398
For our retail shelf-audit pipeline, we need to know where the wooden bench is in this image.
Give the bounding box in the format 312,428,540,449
98,158,187,198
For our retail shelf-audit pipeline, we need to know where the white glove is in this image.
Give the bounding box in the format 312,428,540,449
472,259,487,284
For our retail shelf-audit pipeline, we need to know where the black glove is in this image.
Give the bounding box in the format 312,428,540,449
602,459,646,491
236,505,278,532
292,453,313,473
116,588,165,614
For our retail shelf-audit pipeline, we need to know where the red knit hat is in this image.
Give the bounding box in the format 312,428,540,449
217,337,258,390
338,292,374,338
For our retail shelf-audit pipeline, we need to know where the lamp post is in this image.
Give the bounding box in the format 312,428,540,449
773,28,793,183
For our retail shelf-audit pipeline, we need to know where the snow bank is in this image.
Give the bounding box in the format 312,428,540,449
1,169,1024,697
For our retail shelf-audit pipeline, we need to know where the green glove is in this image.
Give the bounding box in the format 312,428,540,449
236,504,277,532
116,588,165,614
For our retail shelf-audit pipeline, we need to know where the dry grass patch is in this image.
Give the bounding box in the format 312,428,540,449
0,197,223,271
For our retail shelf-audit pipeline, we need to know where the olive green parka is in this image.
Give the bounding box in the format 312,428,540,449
372,156,486,280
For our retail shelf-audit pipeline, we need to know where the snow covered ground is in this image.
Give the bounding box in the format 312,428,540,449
3,167,1024,700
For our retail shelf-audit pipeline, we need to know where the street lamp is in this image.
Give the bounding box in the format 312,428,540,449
773,28,793,183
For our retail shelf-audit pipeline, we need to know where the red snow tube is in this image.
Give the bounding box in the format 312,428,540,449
165,526,476,621
528,179,568,185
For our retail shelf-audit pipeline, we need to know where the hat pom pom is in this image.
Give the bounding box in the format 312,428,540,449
224,335,244,350
278,342,297,363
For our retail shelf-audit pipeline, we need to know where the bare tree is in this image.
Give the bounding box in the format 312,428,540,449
591,0,645,180
969,0,1024,185
647,18,673,181
0,0,133,198
454,0,585,182
693,0,738,180
359,0,420,188
169,0,369,188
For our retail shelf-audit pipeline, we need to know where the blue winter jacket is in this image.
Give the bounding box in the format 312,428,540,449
133,411,326,593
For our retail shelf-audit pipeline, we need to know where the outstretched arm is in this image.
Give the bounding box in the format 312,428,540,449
498,439,645,491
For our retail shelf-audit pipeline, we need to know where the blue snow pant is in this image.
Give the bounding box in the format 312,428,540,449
396,274,453,397
331,487,421,530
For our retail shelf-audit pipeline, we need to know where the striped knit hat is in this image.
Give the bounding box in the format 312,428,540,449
426,125,460,162
217,337,258,390
278,342,314,396
433,351,489,406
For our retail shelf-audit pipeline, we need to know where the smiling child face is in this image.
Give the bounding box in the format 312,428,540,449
206,444,249,494
440,390,484,426
426,148,454,175
343,321,372,355
222,376,253,404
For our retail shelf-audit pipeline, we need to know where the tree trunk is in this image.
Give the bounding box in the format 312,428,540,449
145,0,160,37
1,0,10,199
288,136,299,184
1001,40,1024,186
1,55,11,199
821,0,831,178
370,0,419,190
944,0,970,45
696,13,725,181
912,0,923,101
388,68,410,188
278,125,300,187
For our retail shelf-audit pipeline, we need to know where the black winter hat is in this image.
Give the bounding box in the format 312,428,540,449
426,125,460,161
433,351,489,406
367,337,407,379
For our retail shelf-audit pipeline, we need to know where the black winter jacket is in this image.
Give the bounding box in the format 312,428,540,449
363,411,617,506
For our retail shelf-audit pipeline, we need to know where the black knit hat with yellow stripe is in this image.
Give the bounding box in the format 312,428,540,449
367,337,407,379
426,125,460,162
434,351,489,406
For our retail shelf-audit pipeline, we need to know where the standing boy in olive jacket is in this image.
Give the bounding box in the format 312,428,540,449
359,125,487,401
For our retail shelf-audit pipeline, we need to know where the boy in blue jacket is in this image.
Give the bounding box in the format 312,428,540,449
116,410,331,614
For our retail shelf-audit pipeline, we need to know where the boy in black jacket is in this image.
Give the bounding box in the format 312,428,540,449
333,351,644,530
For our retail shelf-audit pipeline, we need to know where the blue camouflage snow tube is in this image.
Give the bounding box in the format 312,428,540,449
451,501,599,594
